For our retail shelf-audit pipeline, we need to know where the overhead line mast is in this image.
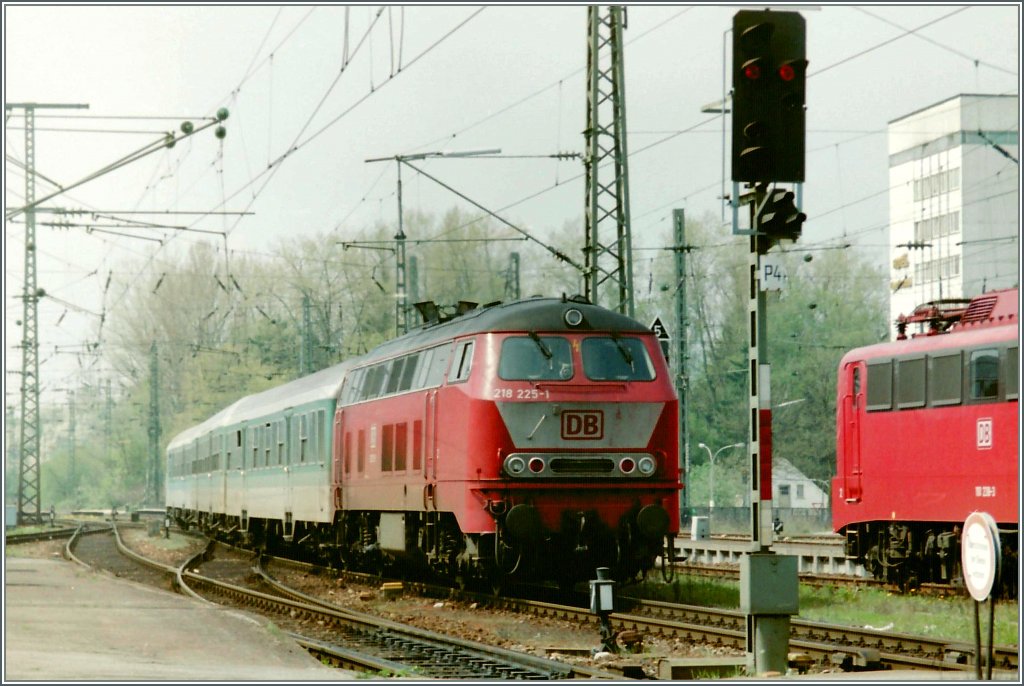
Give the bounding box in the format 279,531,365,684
584,6,634,317
5,101,89,525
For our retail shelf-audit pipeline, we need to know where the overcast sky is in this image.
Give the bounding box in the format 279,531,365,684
4,3,1021,403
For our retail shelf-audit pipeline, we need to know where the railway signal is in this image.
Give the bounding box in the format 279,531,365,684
757,188,806,243
731,10,807,182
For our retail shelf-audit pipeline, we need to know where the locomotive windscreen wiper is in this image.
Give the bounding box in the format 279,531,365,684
527,330,553,360
609,331,634,368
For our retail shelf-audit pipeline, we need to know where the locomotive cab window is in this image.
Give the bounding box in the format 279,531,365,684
582,336,655,381
450,341,475,384
866,360,893,411
969,349,999,400
499,335,573,381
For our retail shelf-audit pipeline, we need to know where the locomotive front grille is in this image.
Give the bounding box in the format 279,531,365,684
549,457,615,474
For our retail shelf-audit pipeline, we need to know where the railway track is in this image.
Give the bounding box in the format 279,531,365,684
255,550,1018,677
67,524,623,680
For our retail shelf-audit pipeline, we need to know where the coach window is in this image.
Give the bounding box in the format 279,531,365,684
896,357,926,409
969,349,999,400
866,360,893,411
299,415,309,463
277,420,286,464
451,341,475,383
251,427,259,468
928,352,961,406
1006,347,1018,400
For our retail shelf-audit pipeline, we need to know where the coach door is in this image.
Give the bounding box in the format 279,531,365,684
333,409,344,511
840,362,863,502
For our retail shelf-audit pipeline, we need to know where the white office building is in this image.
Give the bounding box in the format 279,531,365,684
887,94,1019,337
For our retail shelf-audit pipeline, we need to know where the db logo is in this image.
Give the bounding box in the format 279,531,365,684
976,418,993,450
561,410,603,440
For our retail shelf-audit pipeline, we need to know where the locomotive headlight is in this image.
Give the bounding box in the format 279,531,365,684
528,457,546,473
619,457,636,474
564,308,584,327
637,456,656,476
505,456,526,475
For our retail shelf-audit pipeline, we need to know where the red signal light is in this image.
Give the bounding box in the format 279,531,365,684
778,63,796,81
743,63,761,80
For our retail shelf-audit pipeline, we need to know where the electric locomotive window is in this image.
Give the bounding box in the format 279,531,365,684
865,361,893,411
1007,347,1018,400
451,341,475,383
498,336,573,381
896,357,926,409
969,349,999,400
928,352,962,406
582,337,655,381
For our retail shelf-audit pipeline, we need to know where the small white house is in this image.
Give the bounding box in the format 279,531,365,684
773,457,828,508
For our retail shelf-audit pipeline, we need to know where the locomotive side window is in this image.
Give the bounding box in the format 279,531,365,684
1007,347,1018,400
969,349,999,400
382,424,394,471
928,352,962,406
357,429,366,473
896,357,926,409
582,337,655,381
451,341,475,383
386,358,407,394
866,361,893,411
499,336,573,380
399,353,420,391
423,344,452,387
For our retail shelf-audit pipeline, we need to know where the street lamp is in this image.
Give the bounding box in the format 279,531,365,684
697,442,744,516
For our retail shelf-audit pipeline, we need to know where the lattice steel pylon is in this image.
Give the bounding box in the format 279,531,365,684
7,101,88,524
584,6,634,317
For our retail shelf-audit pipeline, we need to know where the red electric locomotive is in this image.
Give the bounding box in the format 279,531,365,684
832,288,1019,592
335,295,679,589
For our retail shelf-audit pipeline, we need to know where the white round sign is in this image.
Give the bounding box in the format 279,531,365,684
961,511,1001,601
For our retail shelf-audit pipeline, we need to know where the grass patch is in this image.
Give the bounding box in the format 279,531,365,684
634,574,1019,647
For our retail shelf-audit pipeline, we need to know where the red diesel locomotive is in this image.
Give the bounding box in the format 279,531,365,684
168,295,679,590
832,288,1019,591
